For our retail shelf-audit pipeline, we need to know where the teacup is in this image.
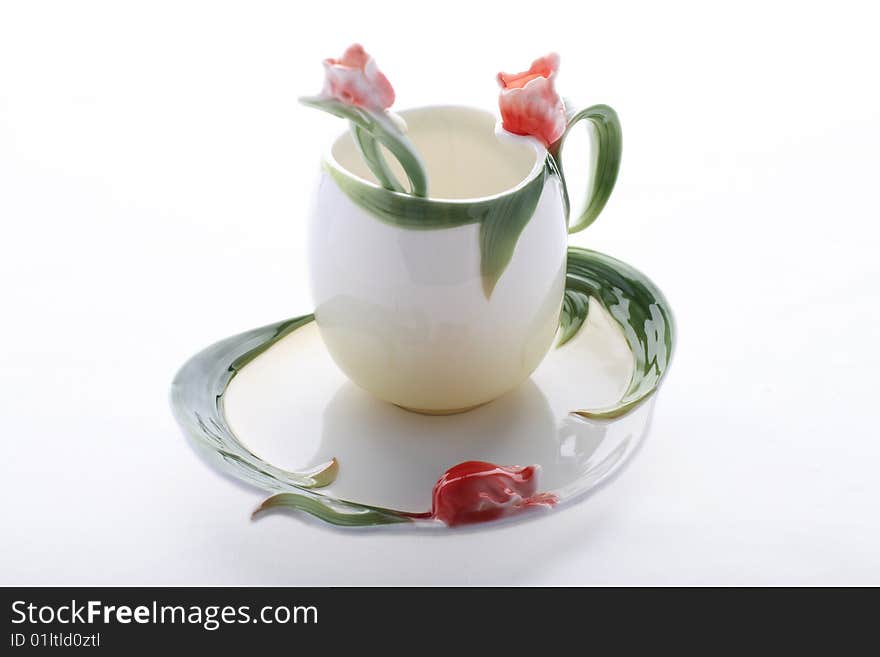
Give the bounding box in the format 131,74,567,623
309,104,618,414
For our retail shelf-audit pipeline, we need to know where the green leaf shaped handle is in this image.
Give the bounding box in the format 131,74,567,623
550,104,622,234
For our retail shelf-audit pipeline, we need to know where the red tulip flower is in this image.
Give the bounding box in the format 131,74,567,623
497,53,567,147
431,461,558,526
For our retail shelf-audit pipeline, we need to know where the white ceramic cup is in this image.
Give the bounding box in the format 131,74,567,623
308,106,568,414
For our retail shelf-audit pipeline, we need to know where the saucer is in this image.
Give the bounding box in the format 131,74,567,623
171,247,675,529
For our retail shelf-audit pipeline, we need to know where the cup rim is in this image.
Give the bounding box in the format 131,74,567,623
322,104,548,204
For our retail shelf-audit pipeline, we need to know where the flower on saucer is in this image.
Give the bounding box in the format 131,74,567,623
497,53,567,147
430,461,558,526
321,43,395,111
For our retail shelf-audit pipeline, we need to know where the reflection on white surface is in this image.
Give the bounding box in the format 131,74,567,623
224,300,651,517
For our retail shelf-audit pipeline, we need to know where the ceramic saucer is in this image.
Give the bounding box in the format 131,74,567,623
171,247,675,530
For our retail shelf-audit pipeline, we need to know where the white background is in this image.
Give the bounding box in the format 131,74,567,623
2,0,879,585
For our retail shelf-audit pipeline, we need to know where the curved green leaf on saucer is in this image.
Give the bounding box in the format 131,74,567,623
479,156,563,297
327,159,557,297
172,314,418,527
294,457,340,488
171,314,338,490
252,493,412,527
558,288,590,347
301,96,428,197
561,246,675,419
550,104,622,234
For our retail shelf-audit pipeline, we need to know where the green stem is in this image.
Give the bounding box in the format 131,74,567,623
351,124,406,193
301,96,428,197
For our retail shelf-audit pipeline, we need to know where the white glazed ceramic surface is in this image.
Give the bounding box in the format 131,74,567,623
309,106,568,413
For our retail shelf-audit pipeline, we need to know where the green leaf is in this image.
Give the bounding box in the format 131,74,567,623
252,493,412,527
557,289,590,347
297,457,339,488
478,162,548,296
561,246,675,419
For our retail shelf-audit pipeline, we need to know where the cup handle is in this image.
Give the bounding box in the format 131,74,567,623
550,104,622,234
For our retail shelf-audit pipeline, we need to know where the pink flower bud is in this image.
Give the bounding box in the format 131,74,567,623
497,53,567,147
321,43,395,110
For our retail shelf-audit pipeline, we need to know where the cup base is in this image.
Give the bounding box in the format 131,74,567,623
394,401,489,416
